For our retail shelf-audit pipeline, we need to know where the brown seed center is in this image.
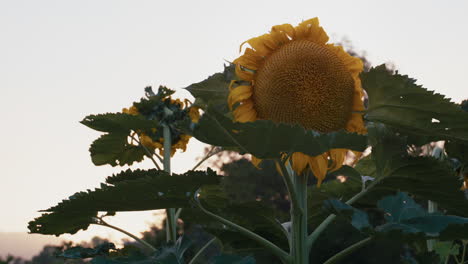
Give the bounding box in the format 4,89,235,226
253,40,355,132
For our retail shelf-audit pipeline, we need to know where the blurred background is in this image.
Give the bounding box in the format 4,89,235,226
1,0,468,261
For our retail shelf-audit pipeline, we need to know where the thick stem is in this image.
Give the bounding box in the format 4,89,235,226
291,172,309,264
95,220,156,252
323,237,372,264
163,122,177,243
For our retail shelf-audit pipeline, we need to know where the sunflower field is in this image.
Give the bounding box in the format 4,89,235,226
28,18,468,264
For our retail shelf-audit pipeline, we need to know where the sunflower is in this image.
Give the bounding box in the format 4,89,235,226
122,96,200,157
228,18,366,186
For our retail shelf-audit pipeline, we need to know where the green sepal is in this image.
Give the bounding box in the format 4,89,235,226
362,65,468,144
190,107,368,159
184,64,235,112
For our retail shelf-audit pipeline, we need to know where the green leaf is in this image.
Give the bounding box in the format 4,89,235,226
81,113,159,133
184,64,235,110
191,107,368,159
57,243,115,259
433,241,459,261
28,210,97,236
376,192,468,237
362,65,468,143
28,169,220,236
364,157,468,217
89,133,145,166
323,199,372,232
210,255,256,264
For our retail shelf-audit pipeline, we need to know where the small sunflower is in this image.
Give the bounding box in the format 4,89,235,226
228,18,366,185
123,87,200,157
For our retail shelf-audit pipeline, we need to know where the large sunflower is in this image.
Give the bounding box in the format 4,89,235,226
228,18,366,186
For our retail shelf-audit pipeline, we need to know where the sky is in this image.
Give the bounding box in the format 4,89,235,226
1,0,468,258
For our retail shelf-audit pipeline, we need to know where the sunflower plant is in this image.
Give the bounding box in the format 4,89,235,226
28,18,468,264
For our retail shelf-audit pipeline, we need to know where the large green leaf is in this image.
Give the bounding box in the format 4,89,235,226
28,169,220,236
376,192,468,237
81,113,159,133
362,65,468,143
191,108,368,159
184,64,235,110
89,133,145,166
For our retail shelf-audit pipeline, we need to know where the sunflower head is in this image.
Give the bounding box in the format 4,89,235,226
123,86,199,157
229,18,367,185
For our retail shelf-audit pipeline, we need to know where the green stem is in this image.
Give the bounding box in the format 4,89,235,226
188,237,217,264
291,172,308,264
191,146,222,171
193,190,291,263
95,219,156,252
323,237,372,264
163,120,177,243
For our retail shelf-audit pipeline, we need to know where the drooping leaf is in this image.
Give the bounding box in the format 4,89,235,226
184,64,235,110
308,165,363,228
191,107,368,159
210,255,256,264
89,133,145,166
323,199,372,232
81,113,159,133
57,243,115,259
375,192,468,237
28,169,220,236
362,65,468,144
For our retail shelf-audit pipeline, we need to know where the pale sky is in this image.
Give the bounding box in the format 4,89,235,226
1,0,468,255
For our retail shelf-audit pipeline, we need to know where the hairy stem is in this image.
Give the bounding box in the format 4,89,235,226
193,190,291,263
188,237,217,264
95,219,156,252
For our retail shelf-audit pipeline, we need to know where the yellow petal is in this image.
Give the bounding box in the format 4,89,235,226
308,154,328,187
251,156,262,168
233,100,257,122
291,152,309,175
329,149,347,172
235,48,263,71
271,24,295,40
234,63,254,81
228,85,253,109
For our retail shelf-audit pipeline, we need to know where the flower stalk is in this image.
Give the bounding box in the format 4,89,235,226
163,107,177,243
288,166,309,264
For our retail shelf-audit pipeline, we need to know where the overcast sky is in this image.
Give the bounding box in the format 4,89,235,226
1,0,467,251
